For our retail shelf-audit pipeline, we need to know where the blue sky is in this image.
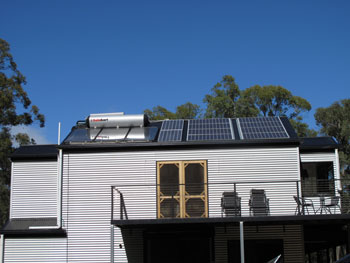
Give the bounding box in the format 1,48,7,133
1,1,349,144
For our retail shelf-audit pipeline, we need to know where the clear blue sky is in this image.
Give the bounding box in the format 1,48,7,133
1,0,349,144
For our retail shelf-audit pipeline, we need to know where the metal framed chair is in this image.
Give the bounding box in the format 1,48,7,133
324,196,341,214
293,196,315,215
221,191,241,217
249,189,270,216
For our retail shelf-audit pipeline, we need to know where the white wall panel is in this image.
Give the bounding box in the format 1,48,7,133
11,161,58,218
4,238,66,263
300,152,336,163
300,151,339,180
62,146,300,262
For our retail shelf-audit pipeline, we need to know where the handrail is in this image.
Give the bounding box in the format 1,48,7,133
110,179,302,188
111,178,350,221
112,187,128,220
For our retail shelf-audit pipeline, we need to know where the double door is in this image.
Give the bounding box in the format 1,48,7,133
157,160,208,218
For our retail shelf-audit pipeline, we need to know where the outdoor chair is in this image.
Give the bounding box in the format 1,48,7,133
249,189,270,216
324,196,341,214
221,191,241,217
293,196,315,215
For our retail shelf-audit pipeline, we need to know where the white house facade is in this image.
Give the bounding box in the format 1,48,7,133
1,113,349,263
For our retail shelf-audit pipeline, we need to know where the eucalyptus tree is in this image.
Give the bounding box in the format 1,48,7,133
315,99,350,173
0,38,45,226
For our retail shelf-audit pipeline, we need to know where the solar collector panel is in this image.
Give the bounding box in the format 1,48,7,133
238,117,289,139
158,120,184,142
187,118,234,141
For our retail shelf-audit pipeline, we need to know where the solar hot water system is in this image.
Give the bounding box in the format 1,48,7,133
64,112,159,143
87,112,148,129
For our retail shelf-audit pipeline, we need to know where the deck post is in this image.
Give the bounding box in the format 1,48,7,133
111,225,114,263
111,186,114,221
240,221,245,263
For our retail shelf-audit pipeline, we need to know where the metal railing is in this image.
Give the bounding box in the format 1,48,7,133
111,179,350,221
111,187,128,221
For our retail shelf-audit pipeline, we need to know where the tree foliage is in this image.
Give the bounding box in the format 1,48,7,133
201,75,315,136
144,106,176,120
144,102,201,120
146,75,316,137
0,38,45,226
240,85,311,119
315,99,350,173
239,84,315,136
203,75,241,118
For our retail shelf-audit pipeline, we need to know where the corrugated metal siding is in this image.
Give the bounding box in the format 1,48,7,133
215,224,304,263
300,152,336,163
208,148,299,217
114,227,128,263
61,146,299,262
11,161,58,218
4,238,67,263
300,151,339,179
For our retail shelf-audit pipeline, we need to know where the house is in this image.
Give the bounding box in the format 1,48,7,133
1,112,349,263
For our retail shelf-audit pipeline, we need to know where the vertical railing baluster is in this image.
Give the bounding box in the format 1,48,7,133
296,181,301,215
120,192,123,220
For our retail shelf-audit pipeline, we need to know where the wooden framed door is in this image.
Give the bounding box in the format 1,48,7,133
157,160,207,218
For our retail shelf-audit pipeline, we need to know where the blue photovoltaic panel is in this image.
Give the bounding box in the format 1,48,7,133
238,117,289,139
158,120,184,142
187,118,233,141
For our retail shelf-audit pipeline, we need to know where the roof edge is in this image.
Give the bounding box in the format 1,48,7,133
58,138,301,151
10,144,58,160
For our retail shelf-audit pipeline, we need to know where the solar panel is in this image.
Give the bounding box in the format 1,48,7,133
237,117,289,139
187,118,233,141
158,120,184,142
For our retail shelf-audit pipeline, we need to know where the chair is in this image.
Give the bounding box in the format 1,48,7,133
324,196,341,214
221,191,241,217
249,189,270,216
293,196,315,215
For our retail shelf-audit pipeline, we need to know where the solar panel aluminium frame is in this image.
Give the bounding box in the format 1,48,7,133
186,118,235,141
236,116,289,140
158,119,184,142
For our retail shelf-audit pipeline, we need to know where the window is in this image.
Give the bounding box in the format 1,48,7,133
157,161,208,218
301,162,335,197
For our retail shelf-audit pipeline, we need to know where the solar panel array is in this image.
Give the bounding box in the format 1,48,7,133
187,118,233,141
158,120,184,142
238,117,289,139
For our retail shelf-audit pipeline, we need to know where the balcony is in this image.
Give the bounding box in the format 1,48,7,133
111,179,350,227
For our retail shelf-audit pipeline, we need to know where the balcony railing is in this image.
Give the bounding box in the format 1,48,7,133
111,179,350,222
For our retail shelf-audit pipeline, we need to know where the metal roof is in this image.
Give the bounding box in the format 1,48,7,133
0,217,66,236
61,116,299,145
11,144,58,160
300,137,339,150
9,119,339,156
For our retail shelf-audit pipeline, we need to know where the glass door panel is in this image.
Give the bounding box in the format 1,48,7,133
184,162,207,218
158,163,181,218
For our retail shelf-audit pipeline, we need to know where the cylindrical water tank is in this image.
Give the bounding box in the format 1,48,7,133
87,113,147,128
